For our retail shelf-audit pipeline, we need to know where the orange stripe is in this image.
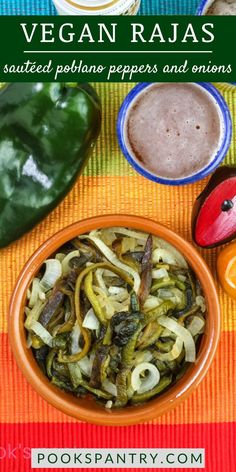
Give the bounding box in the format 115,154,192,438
0,331,235,424
1,175,235,334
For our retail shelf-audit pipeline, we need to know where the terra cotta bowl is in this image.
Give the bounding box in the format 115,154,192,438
8,215,221,426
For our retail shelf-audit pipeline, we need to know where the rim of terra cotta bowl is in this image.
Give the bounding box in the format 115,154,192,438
8,215,221,426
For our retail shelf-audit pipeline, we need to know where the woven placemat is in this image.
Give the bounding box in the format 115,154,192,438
0,0,200,15
0,82,235,472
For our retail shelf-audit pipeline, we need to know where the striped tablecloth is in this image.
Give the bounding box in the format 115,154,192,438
0,0,200,15
0,82,235,471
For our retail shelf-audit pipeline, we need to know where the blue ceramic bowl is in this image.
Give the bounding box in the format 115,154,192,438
117,82,232,186
196,0,236,15
196,0,213,15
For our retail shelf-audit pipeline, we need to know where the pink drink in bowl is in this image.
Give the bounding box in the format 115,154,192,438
117,83,232,186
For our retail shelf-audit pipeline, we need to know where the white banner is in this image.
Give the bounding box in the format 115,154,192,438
31,448,205,468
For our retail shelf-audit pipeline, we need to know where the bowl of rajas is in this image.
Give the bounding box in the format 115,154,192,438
9,215,220,425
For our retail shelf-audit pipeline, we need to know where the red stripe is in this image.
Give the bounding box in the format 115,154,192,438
0,422,235,472
1,331,236,424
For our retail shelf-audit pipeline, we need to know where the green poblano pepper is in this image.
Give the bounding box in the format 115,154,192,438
0,82,101,247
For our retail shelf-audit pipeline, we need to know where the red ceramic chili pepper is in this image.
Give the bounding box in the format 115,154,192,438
192,166,236,248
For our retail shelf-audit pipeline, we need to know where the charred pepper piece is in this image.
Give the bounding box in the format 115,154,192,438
139,234,153,305
111,311,142,347
114,368,130,408
142,300,175,326
90,345,110,388
84,271,107,326
58,262,133,363
39,290,64,327
138,321,163,349
131,375,172,403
